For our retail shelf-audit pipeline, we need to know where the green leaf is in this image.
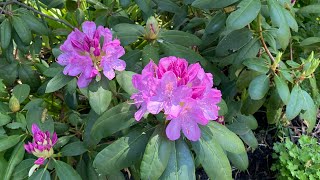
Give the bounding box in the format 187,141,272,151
226,120,250,135
18,11,49,35
159,30,201,46
116,71,137,95
298,4,320,14
93,127,153,175
45,71,74,93
283,10,298,32
55,160,82,180
248,74,270,100
159,140,195,180
0,113,11,126
237,114,258,130
2,142,25,180
239,130,258,148
12,84,30,103
286,84,302,120
157,0,182,13
18,64,41,91
26,107,54,134
226,0,261,30
300,90,317,132
113,23,144,45
159,42,206,64
205,12,226,34
13,159,35,180
134,0,153,17
207,122,246,154
216,28,253,57
140,125,173,180
268,0,291,49
192,0,239,9
11,16,32,45
227,152,249,171
61,141,87,156
0,135,20,151
274,75,290,105
88,78,112,115
300,37,320,46
218,99,228,116
29,168,50,180
142,43,160,66
241,96,266,115
91,103,136,142
0,19,12,49
121,50,142,73
192,126,232,180
243,58,269,74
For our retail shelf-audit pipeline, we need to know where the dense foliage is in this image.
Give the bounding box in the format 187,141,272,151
0,0,319,179
272,135,320,179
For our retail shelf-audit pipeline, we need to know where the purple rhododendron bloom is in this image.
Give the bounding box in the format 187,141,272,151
58,21,126,88
24,124,58,165
131,56,222,141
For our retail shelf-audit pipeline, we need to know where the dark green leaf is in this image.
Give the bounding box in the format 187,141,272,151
45,71,74,93
192,0,239,9
140,125,173,180
207,122,246,154
192,126,232,179
0,19,12,49
113,23,144,45
11,16,31,45
0,135,20,151
116,71,137,95
18,11,49,35
55,160,82,180
61,141,87,156
300,90,317,132
0,113,11,126
274,75,290,105
243,58,269,74
239,130,258,148
286,84,302,120
142,44,160,66
248,74,270,100
18,64,41,91
216,28,253,57
93,127,153,175
159,30,201,46
91,103,136,142
13,159,35,180
88,78,112,115
3,142,25,180
12,84,30,103
227,152,248,171
298,4,320,14
226,0,261,30
160,140,195,180
29,168,50,180
205,12,226,34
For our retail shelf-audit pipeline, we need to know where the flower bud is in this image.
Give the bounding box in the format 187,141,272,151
9,96,20,112
24,124,58,165
145,16,159,40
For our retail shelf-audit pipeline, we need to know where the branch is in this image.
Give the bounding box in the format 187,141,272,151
258,14,275,62
0,0,74,29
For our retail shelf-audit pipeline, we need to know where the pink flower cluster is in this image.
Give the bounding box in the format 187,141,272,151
58,21,126,88
24,124,58,165
131,56,222,141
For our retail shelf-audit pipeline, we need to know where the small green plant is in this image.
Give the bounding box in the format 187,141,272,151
271,135,320,180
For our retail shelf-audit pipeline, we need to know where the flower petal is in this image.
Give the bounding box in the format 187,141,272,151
34,157,46,165
165,119,181,141
82,21,96,39
181,118,201,141
31,124,40,135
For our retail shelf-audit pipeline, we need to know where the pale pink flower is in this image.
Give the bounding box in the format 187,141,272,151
131,56,222,141
58,21,125,88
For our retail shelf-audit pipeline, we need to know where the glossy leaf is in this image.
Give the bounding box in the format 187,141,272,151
93,127,153,175
300,90,317,132
12,84,30,103
227,152,249,171
286,84,302,120
45,71,74,93
140,126,173,180
116,71,137,95
3,142,25,180
226,0,261,30
248,74,270,100
61,141,87,156
207,122,246,154
55,160,82,180
0,19,12,49
0,113,11,126
243,58,269,74
159,140,195,180
192,0,239,9
239,130,258,149
12,159,35,180
274,75,290,105
159,30,201,46
11,16,32,45
0,135,20,152
91,103,136,142
29,168,50,180
88,79,112,115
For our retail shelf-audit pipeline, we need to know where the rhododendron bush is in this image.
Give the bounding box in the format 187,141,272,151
0,0,319,179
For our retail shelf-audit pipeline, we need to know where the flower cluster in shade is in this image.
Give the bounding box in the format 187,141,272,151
57,21,126,88
131,56,222,141
24,124,58,165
